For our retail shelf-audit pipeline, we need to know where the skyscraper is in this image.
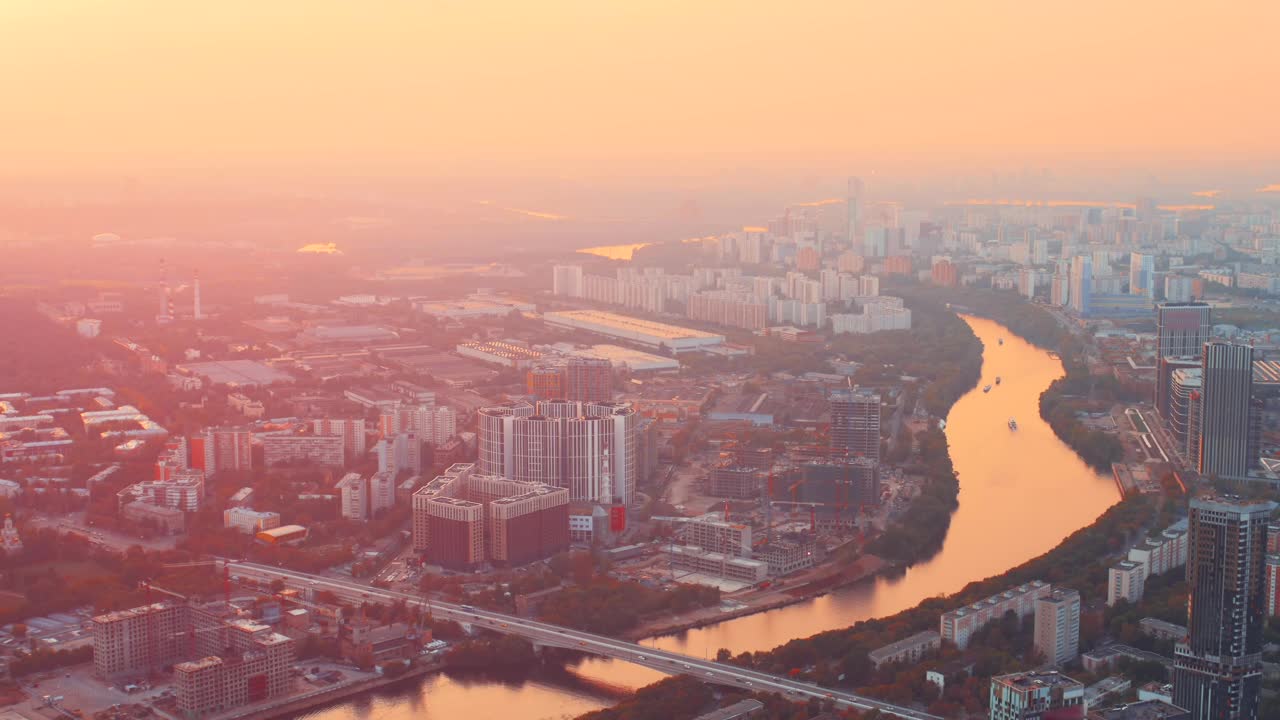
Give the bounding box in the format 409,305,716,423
1069,255,1092,315
1199,343,1253,479
1157,303,1212,358
1173,496,1276,720
846,176,865,247
1155,301,1212,413
1130,252,1155,296
828,388,881,463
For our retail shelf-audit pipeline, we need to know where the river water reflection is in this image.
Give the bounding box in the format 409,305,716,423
296,315,1119,720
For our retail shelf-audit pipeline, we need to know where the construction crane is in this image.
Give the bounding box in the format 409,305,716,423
161,559,234,607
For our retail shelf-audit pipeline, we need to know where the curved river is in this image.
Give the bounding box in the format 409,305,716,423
296,315,1119,720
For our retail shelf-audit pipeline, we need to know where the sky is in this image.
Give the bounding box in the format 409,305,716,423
2,1,1278,184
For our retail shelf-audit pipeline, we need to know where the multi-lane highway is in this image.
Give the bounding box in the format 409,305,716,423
229,561,941,720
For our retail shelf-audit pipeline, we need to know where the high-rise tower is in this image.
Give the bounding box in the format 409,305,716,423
828,388,881,463
1155,301,1211,415
846,176,865,248
192,270,203,320
1173,496,1275,719
1198,342,1253,479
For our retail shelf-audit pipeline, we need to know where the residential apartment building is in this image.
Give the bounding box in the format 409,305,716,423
262,434,345,468
311,418,367,459
941,581,1052,650
868,631,941,669
1034,589,1081,666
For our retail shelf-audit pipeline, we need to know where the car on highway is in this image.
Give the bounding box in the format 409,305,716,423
636,655,646,661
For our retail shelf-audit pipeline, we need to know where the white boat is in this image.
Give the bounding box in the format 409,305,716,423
1008,417,1018,430
938,418,947,431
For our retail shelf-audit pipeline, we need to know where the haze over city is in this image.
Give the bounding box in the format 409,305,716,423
1,3,1280,720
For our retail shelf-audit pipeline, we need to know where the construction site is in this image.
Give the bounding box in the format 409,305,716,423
14,558,438,720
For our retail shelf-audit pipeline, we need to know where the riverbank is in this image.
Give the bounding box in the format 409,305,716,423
218,661,446,720
895,282,1125,472
624,556,891,641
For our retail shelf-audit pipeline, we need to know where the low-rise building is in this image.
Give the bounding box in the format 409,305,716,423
868,630,941,669
223,507,282,534
1138,617,1187,642
226,393,265,419
754,536,821,577
989,671,1085,720
1087,699,1191,719
121,502,186,533
665,544,768,585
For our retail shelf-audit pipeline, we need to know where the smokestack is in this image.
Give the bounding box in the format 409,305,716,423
158,257,172,322
193,270,203,320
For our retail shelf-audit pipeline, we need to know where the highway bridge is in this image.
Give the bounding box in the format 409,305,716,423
227,561,941,720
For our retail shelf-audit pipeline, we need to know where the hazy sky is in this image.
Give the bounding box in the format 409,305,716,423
3,1,1278,181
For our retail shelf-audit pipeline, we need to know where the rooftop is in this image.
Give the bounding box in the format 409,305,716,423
545,309,724,341
1089,699,1191,719
178,360,296,387
993,670,1082,691
868,630,941,661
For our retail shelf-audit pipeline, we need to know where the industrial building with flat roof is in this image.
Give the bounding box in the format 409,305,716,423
456,340,544,368
176,360,296,387
543,310,725,353
553,343,681,372
413,296,535,319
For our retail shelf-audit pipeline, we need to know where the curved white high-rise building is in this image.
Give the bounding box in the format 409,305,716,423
478,400,636,505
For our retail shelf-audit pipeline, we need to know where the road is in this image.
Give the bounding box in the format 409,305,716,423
228,561,941,720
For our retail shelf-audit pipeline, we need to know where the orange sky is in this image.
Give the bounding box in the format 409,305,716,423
2,1,1278,179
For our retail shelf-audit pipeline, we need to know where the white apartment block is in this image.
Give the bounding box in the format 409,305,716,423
940,580,1052,650
1107,560,1146,607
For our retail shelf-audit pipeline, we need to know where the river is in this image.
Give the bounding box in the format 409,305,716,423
294,315,1119,720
